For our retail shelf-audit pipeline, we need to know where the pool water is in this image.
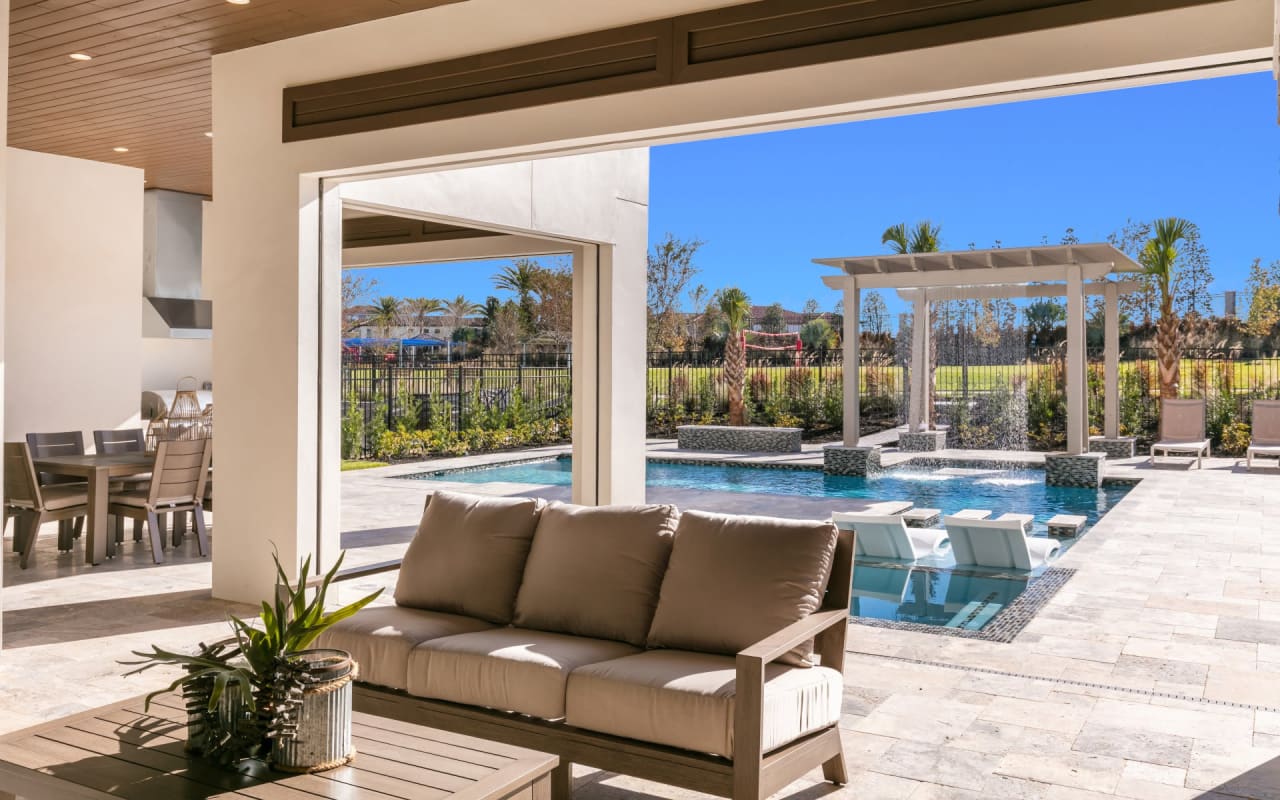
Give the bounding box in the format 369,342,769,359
406,456,1133,632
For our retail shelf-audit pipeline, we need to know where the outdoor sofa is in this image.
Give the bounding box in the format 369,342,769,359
317,490,854,800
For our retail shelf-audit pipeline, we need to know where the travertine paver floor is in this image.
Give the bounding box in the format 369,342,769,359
4,445,1280,798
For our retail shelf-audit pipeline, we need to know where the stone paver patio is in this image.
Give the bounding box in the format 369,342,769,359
3,442,1280,798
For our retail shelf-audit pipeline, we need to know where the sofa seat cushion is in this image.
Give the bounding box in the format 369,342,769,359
647,511,839,666
315,605,493,691
395,490,544,624
408,628,639,721
565,650,842,759
514,502,678,646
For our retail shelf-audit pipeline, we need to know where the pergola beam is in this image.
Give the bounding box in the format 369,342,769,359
896,280,1140,301
826,263,1119,290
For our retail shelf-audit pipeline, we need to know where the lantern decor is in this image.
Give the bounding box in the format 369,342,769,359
146,376,211,452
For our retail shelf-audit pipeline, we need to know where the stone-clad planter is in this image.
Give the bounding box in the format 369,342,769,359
1088,436,1137,459
898,429,947,452
1044,452,1105,487
823,445,882,476
676,425,802,453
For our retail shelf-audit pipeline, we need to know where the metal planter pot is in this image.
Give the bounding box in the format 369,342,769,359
271,649,357,773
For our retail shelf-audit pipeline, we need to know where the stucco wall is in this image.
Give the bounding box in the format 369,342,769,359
5,148,144,443
142,338,213,391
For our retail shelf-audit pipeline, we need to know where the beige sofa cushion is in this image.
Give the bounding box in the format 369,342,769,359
394,490,543,623
513,502,679,646
408,628,638,720
565,650,842,758
646,510,838,666
314,605,493,691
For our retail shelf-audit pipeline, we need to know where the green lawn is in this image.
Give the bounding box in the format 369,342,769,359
341,460,389,471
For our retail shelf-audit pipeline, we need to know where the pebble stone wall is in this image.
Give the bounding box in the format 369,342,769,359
675,425,802,453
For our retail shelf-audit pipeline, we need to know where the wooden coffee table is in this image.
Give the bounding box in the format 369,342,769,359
0,691,557,799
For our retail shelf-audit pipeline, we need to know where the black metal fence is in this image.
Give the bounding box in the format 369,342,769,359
341,347,1280,457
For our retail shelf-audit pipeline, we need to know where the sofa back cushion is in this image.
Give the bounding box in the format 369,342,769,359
514,502,679,646
646,510,839,666
394,490,543,624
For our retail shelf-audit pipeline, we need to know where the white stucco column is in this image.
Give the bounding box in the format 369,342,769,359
909,293,931,432
843,282,860,446
570,239,646,506
1104,281,1120,439
1065,265,1087,454
0,0,9,646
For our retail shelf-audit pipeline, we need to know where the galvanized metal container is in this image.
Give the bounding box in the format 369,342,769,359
271,649,357,773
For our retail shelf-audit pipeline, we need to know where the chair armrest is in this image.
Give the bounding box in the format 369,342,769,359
303,558,402,590
735,608,849,666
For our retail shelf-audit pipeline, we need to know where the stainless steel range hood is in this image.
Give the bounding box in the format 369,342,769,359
143,188,212,339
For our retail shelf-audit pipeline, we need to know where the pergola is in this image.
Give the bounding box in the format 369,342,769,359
815,244,1146,456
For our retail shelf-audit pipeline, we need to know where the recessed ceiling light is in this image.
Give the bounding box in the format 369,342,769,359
227,0,250,5
69,53,92,61
204,131,213,138
113,146,129,153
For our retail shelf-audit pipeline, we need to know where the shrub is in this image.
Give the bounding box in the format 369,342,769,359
341,390,364,459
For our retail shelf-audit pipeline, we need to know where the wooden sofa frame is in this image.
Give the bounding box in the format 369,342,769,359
318,527,854,800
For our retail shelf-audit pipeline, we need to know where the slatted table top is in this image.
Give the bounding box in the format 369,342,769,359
0,692,558,800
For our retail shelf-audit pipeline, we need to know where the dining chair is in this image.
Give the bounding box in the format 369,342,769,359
94,428,150,544
25,431,87,543
5,442,90,568
108,437,212,564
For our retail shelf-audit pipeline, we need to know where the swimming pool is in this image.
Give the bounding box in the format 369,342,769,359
404,456,1132,634
407,456,1131,537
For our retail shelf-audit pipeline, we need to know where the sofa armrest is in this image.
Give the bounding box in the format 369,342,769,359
302,558,403,590
735,608,849,667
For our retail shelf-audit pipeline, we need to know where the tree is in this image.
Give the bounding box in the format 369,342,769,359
404,297,442,337
802,298,821,322
341,273,377,334
1025,300,1066,350
882,220,942,429
1170,222,1213,318
800,318,836,352
493,260,539,336
1246,258,1280,336
530,261,573,345
368,296,402,339
861,291,888,336
1141,217,1193,399
1109,218,1213,324
717,287,751,426
647,234,704,349
685,284,709,345
759,302,787,333
443,295,481,345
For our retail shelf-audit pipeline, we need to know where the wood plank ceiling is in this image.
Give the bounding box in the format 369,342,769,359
8,0,465,196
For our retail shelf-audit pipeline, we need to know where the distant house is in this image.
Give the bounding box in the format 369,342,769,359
346,309,483,341
747,305,837,334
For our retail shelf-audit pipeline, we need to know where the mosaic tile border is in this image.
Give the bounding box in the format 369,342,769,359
850,566,1076,644
399,454,568,480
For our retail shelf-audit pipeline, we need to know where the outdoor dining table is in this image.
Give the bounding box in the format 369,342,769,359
31,452,153,566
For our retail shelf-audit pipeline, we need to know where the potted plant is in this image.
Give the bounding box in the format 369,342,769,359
124,550,381,772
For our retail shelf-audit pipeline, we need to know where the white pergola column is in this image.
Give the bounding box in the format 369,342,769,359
843,281,860,446
1104,281,1120,439
909,292,931,432
1065,264,1087,454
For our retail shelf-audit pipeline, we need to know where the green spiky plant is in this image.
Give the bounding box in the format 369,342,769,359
123,550,381,764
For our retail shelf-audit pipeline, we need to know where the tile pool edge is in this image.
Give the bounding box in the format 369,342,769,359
851,566,1075,643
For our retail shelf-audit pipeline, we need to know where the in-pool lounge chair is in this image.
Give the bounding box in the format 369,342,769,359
831,511,950,561
943,511,1061,571
1247,400,1280,470
1150,398,1210,468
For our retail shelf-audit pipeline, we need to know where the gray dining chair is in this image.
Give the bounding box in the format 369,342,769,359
5,442,90,568
25,431,87,543
94,428,150,544
108,438,212,564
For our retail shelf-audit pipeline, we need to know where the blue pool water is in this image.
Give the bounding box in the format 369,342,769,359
406,456,1133,631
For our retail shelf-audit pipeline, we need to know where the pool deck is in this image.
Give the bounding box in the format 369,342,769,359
5,442,1280,798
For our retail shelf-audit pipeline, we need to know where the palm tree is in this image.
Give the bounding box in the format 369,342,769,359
443,294,481,339
368,296,402,339
405,297,442,337
882,220,942,429
1141,217,1192,399
718,287,751,426
493,261,539,335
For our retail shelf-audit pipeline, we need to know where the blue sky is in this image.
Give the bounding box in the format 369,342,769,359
351,72,1279,315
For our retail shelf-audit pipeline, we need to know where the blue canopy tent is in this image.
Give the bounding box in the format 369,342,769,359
343,337,447,348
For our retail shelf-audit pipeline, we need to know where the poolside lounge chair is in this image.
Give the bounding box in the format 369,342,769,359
1247,400,1280,470
831,511,950,561
943,511,1060,571
1150,398,1210,468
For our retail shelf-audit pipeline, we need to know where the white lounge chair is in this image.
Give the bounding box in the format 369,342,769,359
852,564,915,603
831,511,950,561
1150,398,1210,468
943,511,1060,571
1247,400,1280,470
